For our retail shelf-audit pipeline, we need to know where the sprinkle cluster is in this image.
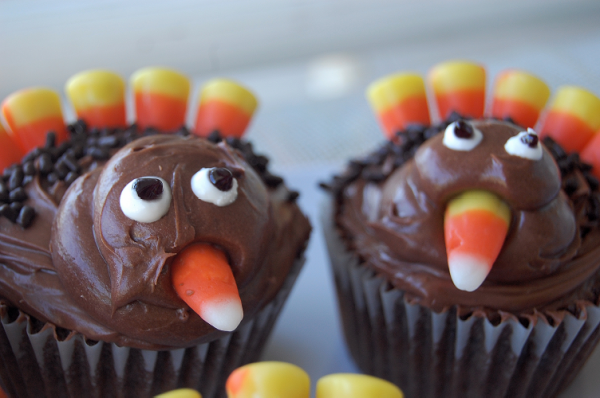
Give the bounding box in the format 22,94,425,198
1,122,293,228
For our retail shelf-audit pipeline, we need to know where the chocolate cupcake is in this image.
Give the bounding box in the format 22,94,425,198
0,68,311,398
322,61,600,398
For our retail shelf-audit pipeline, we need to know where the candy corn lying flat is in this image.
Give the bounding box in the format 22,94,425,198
539,86,600,153
491,70,550,128
366,73,430,139
194,79,258,138
0,121,24,171
1,88,67,152
226,362,310,398
154,388,202,398
131,67,190,132
316,374,404,398
171,243,242,331
580,132,600,179
429,60,486,120
444,190,511,292
65,70,126,128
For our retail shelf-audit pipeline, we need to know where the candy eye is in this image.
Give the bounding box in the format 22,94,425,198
120,177,172,223
443,120,483,151
504,128,543,160
191,167,238,206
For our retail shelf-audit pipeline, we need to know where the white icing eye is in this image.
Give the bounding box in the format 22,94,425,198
191,167,238,206
443,120,483,151
120,177,172,223
504,128,543,160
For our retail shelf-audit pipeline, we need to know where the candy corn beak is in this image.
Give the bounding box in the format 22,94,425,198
444,190,511,292
226,362,310,398
539,86,600,153
429,60,486,120
171,243,243,331
1,88,67,152
316,374,404,398
366,73,430,139
131,67,191,132
194,79,258,138
65,70,127,128
491,70,550,129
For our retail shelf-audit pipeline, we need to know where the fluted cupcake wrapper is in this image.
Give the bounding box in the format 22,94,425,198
322,200,600,398
0,255,304,398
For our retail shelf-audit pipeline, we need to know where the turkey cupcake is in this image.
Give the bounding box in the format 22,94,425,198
322,60,600,398
0,68,310,398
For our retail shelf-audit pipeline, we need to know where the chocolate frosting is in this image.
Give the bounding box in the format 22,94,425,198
0,134,310,349
335,120,600,314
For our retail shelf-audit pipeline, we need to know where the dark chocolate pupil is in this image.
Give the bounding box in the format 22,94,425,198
453,120,474,139
521,133,539,148
209,168,234,191
134,178,163,200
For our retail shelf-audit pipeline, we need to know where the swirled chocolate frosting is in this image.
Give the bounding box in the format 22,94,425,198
0,126,310,349
328,119,600,315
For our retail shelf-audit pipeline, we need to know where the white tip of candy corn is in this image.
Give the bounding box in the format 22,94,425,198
201,298,243,332
448,252,490,292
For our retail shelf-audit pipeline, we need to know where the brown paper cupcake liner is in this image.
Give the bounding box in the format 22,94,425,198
322,200,600,398
0,255,304,398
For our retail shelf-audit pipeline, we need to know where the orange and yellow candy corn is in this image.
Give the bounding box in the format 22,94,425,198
316,374,404,398
155,388,202,398
65,70,127,128
444,190,511,292
0,121,24,171
491,70,550,129
581,132,600,179
539,86,600,153
171,243,243,332
429,60,486,120
226,362,310,398
366,73,430,139
194,79,258,138
1,88,67,152
131,67,190,132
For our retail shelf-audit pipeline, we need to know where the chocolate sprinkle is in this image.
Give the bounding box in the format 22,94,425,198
209,168,234,192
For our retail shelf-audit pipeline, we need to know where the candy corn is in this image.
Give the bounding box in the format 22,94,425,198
429,60,486,120
366,73,430,139
539,86,600,153
0,121,24,171
154,388,202,398
316,374,404,398
580,131,600,179
193,79,258,138
171,243,242,331
1,88,67,152
65,70,126,128
491,70,550,128
444,190,511,292
226,362,310,398
131,67,190,132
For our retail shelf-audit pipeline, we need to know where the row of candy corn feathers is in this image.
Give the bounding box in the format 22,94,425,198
367,60,600,178
155,361,403,398
0,67,258,171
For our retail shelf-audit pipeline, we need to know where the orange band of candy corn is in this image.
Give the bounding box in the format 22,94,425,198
194,79,258,138
366,73,430,139
131,67,190,132
65,70,127,128
539,86,600,153
491,70,550,128
1,88,67,152
0,122,24,171
429,60,486,120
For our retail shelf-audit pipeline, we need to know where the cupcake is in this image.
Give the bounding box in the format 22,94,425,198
322,60,600,398
0,68,311,398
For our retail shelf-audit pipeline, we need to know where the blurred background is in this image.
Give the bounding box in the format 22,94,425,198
2,0,600,395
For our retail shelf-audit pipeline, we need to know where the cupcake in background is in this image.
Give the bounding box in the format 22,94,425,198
322,60,600,398
0,68,310,398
